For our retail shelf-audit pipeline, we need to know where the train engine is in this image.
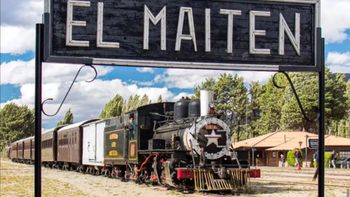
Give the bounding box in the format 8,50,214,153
144,90,249,192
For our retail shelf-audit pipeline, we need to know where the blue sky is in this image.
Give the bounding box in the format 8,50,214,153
1,0,350,128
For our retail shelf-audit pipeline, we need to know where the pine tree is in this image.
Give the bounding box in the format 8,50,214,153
100,95,124,118
213,74,248,142
280,72,319,132
57,109,74,126
246,82,264,138
257,75,286,134
139,94,150,106
157,95,163,103
193,78,216,99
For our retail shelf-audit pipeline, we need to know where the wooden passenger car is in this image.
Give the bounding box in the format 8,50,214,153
42,126,64,164
10,141,18,160
57,120,97,166
17,139,24,161
23,136,34,162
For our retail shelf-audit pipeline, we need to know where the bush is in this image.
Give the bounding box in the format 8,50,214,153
313,152,332,168
287,149,297,166
325,152,332,167
287,148,304,167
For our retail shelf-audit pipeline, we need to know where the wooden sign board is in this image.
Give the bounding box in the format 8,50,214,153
44,0,320,71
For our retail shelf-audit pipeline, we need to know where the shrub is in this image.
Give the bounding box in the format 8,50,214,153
287,149,296,166
325,152,332,167
287,148,304,167
313,152,332,168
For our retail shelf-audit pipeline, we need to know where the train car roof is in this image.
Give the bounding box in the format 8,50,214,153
42,125,66,134
23,136,34,141
82,119,107,127
135,102,175,112
57,119,99,132
14,136,34,143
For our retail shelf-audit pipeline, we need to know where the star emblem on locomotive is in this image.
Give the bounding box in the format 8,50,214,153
204,130,221,147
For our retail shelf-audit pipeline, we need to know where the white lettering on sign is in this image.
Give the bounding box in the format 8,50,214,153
279,13,300,56
220,9,242,53
97,2,120,48
249,10,271,55
143,5,167,50
175,7,197,52
66,0,91,47
205,8,211,52
64,4,304,56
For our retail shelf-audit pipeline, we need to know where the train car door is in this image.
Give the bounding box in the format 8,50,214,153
95,121,105,164
127,113,138,162
83,123,96,164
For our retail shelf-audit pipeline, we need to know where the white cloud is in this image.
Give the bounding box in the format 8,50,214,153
156,69,271,89
1,0,43,54
1,0,42,27
136,67,154,73
174,92,193,101
0,26,36,54
321,0,350,43
326,51,350,73
237,71,273,83
1,59,112,85
156,69,231,89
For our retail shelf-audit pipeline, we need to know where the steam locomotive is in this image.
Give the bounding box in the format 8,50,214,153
8,90,249,192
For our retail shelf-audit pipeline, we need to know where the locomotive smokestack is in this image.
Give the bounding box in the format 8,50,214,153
200,90,214,117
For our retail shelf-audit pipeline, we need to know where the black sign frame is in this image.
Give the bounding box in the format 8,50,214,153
35,0,326,197
43,0,321,72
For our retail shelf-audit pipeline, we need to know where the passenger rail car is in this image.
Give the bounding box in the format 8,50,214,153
23,136,34,163
42,126,64,167
9,137,35,163
10,141,18,161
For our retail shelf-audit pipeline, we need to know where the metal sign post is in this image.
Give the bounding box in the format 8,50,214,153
318,34,325,197
35,23,43,197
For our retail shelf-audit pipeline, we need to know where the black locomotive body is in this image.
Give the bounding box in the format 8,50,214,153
101,99,249,191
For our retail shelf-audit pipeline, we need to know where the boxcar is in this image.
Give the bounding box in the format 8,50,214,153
82,120,106,167
23,136,34,163
42,126,64,164
57,120,97,166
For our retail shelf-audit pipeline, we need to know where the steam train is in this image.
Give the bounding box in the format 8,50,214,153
8,90,250,192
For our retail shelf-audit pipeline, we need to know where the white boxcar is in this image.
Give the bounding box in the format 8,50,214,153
82,120,106,166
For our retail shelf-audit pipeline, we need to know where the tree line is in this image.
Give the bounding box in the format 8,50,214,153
193,69,350,141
